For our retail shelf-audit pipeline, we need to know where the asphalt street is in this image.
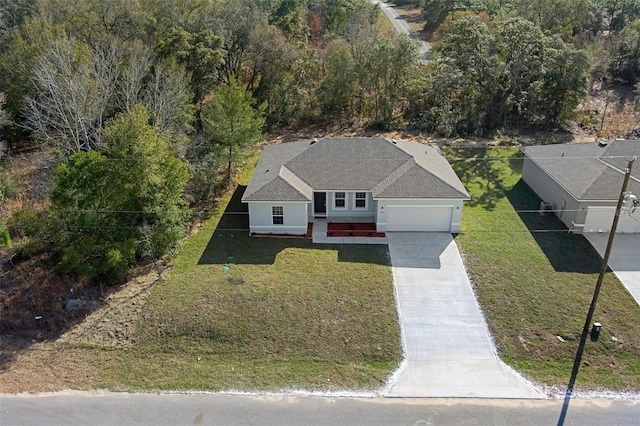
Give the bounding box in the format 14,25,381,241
1,392,639,426
372,0,431,58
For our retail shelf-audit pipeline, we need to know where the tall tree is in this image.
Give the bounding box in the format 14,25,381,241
51,105,190,282
609,18,640,83
202,78,266,187
319,42,358,126
535,36,590,126
24,36,118,154
438,15,546,131
157,26,223,131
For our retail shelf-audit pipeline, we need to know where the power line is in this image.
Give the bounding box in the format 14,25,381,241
5,154,640,164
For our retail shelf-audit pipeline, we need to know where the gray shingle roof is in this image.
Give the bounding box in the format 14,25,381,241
522,140,640,201
242,137,470,202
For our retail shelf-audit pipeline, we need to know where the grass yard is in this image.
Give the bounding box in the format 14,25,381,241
447,147,640,392
87,155,401,392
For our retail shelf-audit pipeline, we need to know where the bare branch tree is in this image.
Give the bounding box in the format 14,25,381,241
23,37,117,154
144,61,193,135
116,42,153,112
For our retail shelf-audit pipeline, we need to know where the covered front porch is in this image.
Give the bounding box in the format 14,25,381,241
310,217,387,244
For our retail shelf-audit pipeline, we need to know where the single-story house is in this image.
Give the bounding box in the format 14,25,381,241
241,137,471,235
522,140,640,233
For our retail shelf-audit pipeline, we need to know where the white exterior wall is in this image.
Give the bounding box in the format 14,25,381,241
584,206,640,233
522,158,582,230
247,202,309,235
376,198,465,233
522,158,620,232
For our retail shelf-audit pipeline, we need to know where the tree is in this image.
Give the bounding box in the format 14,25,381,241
249,23,319,127
609,18,640,83
319,42,358,126
437,15,547,131
157,27,223,108
535,36,590,126
51,105,190,282
362,36,418,127
0,0,37,32
23,36,118,154
202,78,265,187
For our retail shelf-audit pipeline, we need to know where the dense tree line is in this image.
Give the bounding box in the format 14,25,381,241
1,0,639,282
0,0,420,282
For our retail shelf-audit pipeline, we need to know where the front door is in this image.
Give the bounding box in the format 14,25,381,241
314,192,326,217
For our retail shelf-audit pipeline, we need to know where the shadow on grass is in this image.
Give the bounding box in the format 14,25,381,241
507,179,605,274
198,185,389,266
447,148,517,210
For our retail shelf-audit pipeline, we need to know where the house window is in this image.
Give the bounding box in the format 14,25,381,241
272,206,284,224
354,192,367,209
334,192,346,209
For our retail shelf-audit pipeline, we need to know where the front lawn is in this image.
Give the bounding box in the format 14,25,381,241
447,147,640,392
91,160,401,392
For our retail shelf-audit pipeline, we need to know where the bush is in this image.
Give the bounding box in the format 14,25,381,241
6,204,46,239
0,166,18,201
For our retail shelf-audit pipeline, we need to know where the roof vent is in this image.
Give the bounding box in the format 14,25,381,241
391,139,397,144
598,141,608,147
310,138,318,145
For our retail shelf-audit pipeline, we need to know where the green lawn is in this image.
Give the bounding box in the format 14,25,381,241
447,147,640,392
91,155,401,392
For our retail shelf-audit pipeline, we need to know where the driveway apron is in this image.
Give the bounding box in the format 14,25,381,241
584,233,640,306
385,232,542,398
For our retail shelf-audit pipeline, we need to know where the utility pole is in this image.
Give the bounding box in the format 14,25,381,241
578,156,635,361
559,156,636,426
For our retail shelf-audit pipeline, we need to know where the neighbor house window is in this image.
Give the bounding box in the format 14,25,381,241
272,206,284,224
334,192,346,208
354,192,367,209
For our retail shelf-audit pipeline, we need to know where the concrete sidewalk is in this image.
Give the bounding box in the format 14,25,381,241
584,233,640,306
385,232,542,398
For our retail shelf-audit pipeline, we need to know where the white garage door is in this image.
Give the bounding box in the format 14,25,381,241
386,206,453,232
584,206,640,233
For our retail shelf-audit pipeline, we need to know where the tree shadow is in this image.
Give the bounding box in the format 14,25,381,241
447,148,513,210
506,179,605,274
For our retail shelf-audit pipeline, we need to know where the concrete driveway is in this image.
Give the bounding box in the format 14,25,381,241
584,233,640,306
385,232,542,398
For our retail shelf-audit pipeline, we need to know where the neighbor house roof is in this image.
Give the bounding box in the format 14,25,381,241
522,140,640,201
242,137,470,202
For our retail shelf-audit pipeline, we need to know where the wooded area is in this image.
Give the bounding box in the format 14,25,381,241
1,0,640,284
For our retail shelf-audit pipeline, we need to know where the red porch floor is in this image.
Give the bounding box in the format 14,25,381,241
327,222,385,238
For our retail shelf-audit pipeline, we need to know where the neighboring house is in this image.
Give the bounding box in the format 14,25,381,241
522,140,640,233
241,137,470,235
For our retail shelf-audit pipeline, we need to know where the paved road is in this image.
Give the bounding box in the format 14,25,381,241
385,233,541,398
2,392,639,425
372,0,431,59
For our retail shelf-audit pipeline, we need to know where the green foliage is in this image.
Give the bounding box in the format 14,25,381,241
0,166,17,201
609,18,640,83
319,43,357,124
428,14,590,134
6,204,46,239
597,0,640,32
0,223,10,248
50,105,191,283
158,27,224,107
6,204,49,257
202,78,266,186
